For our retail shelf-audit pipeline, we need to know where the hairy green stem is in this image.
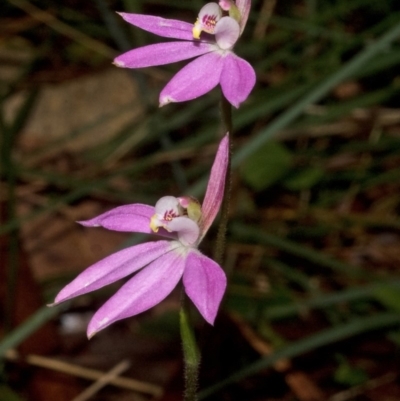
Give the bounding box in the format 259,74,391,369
213,94,233,265
180,297,201,401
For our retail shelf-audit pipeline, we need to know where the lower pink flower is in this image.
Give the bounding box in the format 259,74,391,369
52,135,229,338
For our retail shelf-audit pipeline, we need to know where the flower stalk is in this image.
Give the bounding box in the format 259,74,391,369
214,94,233,265
180,300,200,401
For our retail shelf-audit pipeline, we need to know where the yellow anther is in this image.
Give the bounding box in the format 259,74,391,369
150,215,160,232
193,20,202,39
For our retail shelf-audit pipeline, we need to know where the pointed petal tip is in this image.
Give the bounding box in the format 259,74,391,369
159,96,174,107
52,292,67,305
76,220,98,227
87,317,106,339
200,133,230,234
87,330,97,340
113,60,125,68
220,54,256,107
220,132,230,151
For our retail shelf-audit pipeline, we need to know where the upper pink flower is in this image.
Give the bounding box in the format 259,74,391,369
114,1,255,108
52,134,229,338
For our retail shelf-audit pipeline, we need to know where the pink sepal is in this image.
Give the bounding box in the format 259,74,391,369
118,13,195,41
201,134,229,237
183,250,226,325
54,241,178,304
87,246,186,337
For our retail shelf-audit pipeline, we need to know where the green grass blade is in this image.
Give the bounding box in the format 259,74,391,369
233,20,400,166
0,305,67,358
199,312,400,399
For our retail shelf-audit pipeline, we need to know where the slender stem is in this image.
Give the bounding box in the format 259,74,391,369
220,92,233,134
213,93,233,265
180,296,200,401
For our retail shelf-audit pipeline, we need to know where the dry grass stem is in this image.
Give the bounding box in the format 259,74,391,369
71,359,131,401
253,0,277,39
5,349,163,397
7,0,116,58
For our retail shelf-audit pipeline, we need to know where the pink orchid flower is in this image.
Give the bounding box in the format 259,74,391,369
52,135,229,338
114,0,255,108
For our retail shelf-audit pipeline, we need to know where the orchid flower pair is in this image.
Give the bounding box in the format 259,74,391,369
53,135,229,338
53,1,254,338
114,0,255,108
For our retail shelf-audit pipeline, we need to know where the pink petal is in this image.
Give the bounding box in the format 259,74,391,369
159,51,223,106
79,204,154,232
117,13,196,41
201,134,229,237
114,42,213,68
220,53,256,108
78,204,174,238
87,247,187,337
53,241,178,304
214,17,240,50
183,250,227,325
235,0,251,33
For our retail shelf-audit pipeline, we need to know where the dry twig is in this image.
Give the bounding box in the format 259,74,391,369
6,349,163,397
7,0,115,58
71,359,131,401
